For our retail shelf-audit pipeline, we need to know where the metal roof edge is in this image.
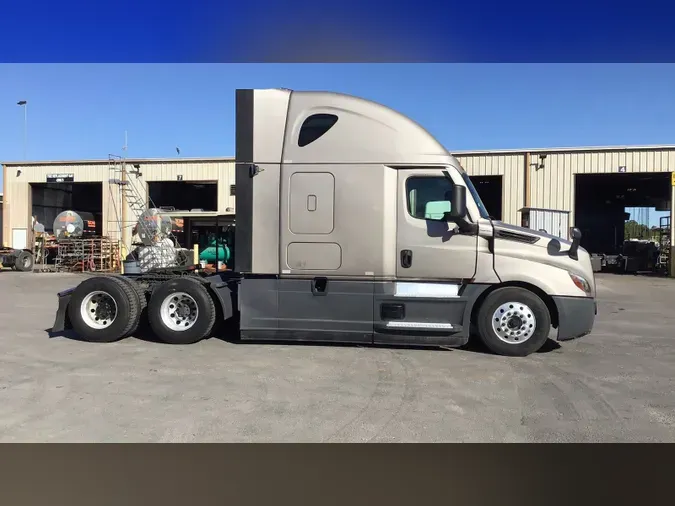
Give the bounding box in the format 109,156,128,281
1,156,236,166
452,144,675,156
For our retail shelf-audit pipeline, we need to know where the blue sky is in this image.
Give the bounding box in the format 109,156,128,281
1,63,674,224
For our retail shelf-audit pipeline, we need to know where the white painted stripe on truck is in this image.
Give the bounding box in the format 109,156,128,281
394,282,460,298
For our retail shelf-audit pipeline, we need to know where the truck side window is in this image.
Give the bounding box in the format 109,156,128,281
298,114,339,147
406,176,454,220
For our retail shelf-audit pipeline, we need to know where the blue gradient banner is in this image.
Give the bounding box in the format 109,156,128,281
1,0,674,62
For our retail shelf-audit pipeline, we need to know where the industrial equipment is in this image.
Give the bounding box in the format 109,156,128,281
53,210,97,240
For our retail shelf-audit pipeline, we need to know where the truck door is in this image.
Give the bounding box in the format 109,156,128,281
396,169,478,281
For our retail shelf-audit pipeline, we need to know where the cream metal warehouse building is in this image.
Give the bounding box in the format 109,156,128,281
2,157,236,252
455,145,675,229
3,145,675,272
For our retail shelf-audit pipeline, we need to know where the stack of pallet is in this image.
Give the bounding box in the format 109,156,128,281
55,237,121,273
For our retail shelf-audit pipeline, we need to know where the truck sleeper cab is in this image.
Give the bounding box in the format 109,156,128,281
51,88,597,357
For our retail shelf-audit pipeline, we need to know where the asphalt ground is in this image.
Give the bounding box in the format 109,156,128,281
0,271,673,442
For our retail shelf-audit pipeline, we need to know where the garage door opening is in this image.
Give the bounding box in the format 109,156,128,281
469,175,502,221
575,172,671,274
31,182,103,235
148,181,218,212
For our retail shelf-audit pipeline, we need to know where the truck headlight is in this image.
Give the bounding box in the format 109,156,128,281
569,272,592,294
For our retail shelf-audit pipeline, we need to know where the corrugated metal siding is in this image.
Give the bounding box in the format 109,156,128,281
526,209,570,240
529,149,675,227
2,160,235,249
456,153,525,225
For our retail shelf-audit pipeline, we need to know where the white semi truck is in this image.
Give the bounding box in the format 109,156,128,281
51,88,597,357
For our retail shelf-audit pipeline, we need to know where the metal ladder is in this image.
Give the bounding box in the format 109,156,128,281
108,155,185,271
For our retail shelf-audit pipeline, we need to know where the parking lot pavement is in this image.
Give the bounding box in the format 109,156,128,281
0,271,674,442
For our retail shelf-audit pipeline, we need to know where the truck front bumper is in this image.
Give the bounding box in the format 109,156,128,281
552,295,597,341
52,288,74,333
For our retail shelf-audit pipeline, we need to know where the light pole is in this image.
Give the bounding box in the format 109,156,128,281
17,100,27,160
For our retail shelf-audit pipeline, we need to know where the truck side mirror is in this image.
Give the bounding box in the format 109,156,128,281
568,227,582,260
446,185,467,220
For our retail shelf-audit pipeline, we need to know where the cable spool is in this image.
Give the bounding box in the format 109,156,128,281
137,208,173,246
53,210,96,240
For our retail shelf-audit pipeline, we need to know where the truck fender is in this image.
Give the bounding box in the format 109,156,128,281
467,280,560,332
496,273,557,297
207,280,236,321
170,275,235,321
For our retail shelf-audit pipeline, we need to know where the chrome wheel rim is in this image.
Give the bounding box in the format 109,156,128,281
160,292,199,331
491,302,537,344
80,291,118,329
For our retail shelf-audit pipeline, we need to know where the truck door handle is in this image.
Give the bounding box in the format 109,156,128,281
400,250,413,268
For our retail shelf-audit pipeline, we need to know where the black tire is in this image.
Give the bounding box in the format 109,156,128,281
111,275,147,310
111,275,148,336
68,275,142,343
476,287,551,357
14,251,33,272
147,277,216,345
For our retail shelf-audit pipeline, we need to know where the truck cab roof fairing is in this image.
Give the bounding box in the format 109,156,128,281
236,88,457,167
283,90,456,165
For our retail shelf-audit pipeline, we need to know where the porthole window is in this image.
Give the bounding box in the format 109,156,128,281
298,114,338,147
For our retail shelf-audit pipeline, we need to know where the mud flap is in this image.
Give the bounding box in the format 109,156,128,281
52,288,74,333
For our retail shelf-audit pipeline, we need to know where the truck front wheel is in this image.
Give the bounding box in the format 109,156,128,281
147,277,216,345
476,287,551,357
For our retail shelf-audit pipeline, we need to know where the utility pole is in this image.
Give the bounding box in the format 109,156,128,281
17,100,27,160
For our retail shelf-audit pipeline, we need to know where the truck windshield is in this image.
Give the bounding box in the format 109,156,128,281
460,171,491,220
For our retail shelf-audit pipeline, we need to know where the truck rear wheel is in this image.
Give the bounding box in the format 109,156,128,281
111,275,147,336
68,276,142,343
147,277,216,345
476,287,551,357
14,251,33,272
